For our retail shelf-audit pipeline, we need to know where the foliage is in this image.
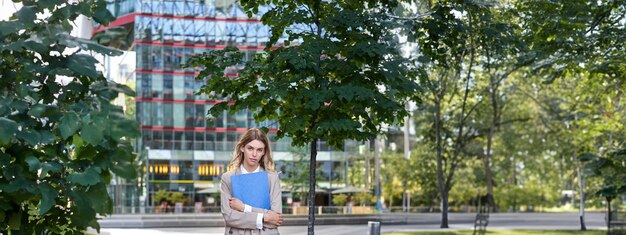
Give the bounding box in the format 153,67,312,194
400,0,626,226
516,0,626,83
170,192,187,204
404,0,504,225
353,192,375,206
332,194,348,206
154,189,170,204
0,0,139,233
580,150,626,199
154,189,187,205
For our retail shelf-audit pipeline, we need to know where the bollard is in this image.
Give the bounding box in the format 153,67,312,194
368,221,381,235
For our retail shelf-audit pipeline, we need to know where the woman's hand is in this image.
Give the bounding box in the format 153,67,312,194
263,211,284,226
228,198,245,212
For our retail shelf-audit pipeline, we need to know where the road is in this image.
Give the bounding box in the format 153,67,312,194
98,212,608,234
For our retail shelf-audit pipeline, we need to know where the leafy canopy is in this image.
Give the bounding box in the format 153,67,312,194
0,0,139,233
187,0,422,149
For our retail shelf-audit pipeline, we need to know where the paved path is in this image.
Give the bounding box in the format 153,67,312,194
98,212,608,235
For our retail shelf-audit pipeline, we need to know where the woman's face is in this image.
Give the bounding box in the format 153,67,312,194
240,139,265,170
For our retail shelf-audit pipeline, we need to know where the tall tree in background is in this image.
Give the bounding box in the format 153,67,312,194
474,2,527,211
517,0,626,229
407,0,499,227
187,1,422,234
0,0,139,233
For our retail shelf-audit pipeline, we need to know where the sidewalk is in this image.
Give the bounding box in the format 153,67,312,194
93,212,608,234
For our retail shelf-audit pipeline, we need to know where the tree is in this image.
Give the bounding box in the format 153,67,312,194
0,0,139,233
517,0,626,228
186,1,422,233
406,0,493,227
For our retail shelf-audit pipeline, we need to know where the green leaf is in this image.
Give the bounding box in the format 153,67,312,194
17,129,41,146
39,131,56,145
75,144,97,160
85,183,112,214
110,82,136,96
3,177,29,193
69,190,96,228
74,37,123,56
67,54,100,78
0,152,9,166
40,162,62,178
38,183,57,215
0,117,18,145
81,124,104,146
15,6,36,27
92,6,116,25
0,21,25,38
72,134,86,153
28,104,50,118
24,40,49,53
111,119,140,140
59,112,81,139
8,211,21,229
111,161,136,179
25,156,41,172
67,167,101,186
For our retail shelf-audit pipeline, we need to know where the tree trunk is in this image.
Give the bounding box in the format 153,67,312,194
485,127,495,211
441,189,450,228
607,197,612,231
307,139,318,235
485,71,499,212
434,98,449,228
578,166,586,231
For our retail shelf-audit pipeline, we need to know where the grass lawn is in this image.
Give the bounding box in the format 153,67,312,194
384,230,606,235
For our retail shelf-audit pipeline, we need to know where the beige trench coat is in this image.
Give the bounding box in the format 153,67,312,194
220,168,282,235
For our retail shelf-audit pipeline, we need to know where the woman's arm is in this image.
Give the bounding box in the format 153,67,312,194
220,173,260,230
270,172,283,213
265,172,284,228
244,172,283,228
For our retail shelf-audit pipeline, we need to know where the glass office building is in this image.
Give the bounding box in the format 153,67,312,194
99,0,352,213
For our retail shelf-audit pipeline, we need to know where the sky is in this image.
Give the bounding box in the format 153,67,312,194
0,0,21,21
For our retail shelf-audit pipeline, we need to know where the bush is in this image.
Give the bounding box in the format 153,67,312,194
333,194,348,206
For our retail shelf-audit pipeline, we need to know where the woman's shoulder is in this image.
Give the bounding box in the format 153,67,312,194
221,168,237,179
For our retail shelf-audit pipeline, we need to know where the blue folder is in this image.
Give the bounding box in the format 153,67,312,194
231,171,271,210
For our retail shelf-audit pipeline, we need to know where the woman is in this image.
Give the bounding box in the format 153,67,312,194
220,128,284,235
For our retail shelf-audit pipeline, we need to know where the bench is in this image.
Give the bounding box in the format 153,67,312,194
473,194,490,235
608,219,626,235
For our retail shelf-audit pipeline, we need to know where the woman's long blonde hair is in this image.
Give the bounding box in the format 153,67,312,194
229,128,275,172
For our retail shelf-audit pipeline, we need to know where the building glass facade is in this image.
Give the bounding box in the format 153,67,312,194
101,0,352,213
